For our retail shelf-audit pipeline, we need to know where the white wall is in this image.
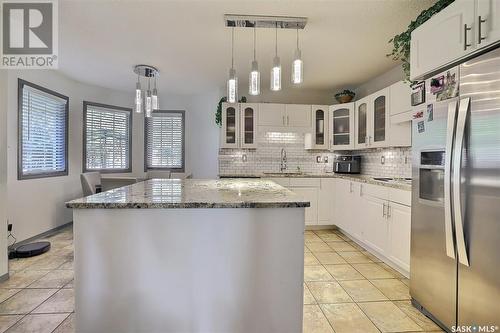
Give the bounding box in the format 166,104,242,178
0,70,9,277
354,64,405,98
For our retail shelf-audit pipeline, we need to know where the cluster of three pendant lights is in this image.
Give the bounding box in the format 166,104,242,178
226,15,307,103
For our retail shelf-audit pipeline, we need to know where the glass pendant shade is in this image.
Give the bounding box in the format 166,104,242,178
145,90,152,117
249,60,260,96
292,48,303,84
152,88,159,110
270,56,281,91
135,81,142,113
227,68,238,103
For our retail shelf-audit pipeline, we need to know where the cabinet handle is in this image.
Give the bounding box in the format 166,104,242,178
282,116,285,125
360,184,363,196
478,16,486,44
382,202,387,218
349,182,353,193
464,24,472,50
387,203,391,218
287,115,289,125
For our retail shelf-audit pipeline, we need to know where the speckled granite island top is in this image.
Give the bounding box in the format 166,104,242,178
66,179,311,209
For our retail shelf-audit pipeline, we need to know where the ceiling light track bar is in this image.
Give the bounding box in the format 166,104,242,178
224,14,307,29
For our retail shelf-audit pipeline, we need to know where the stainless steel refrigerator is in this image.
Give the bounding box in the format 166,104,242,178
411,47,500,332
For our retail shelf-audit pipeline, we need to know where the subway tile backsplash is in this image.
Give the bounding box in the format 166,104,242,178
218,131,412,178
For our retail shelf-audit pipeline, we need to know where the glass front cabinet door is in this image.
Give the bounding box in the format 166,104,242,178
240,103,258,149
370,87,390,147
329,103,355,150
221,103,239,148
355,96,369,148
312,105,329,149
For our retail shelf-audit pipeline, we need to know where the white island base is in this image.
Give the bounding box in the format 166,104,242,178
73,207,305,333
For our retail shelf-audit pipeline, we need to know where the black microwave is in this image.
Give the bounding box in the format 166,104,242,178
334,155,361,174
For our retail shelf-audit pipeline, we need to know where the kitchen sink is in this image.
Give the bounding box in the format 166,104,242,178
372,177,412,183
372,177,393,182
263,172,304,176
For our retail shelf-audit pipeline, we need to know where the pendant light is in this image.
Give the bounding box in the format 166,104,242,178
249,25,260,96
135,74,142,113
145,77,152,117
292,25,303,84
270,22,281,91
152,76,159,110
227,27,238,103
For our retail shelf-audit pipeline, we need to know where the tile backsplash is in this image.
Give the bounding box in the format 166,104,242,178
218,131,412,178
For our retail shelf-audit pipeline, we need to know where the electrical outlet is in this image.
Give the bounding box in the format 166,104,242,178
7,223,12,232
323,156,329,163
316,156,322,163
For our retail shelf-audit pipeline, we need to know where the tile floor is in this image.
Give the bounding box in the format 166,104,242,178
0,226,443,333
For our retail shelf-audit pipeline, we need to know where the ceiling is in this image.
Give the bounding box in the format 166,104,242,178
58,0,435,95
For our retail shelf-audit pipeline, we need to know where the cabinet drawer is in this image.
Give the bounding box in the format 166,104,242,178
289,178,321,187
265,178,290,187
360,182,389,199
389,188,411,206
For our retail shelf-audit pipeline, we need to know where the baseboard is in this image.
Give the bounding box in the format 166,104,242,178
0,272,9,282
11,221,73,249
305,225,338,231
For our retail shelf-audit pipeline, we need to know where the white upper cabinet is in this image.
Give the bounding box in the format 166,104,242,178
285,104,312,128
477,0,500,47
370,88,390,148
354,96,369,149
258,103,286,127
220,103,239,148
389,81,412,116
329,103,355,150
411,0,485,80
240,103,258,148
312,105,329,149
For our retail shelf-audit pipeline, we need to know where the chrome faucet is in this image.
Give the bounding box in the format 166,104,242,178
280,148,287,172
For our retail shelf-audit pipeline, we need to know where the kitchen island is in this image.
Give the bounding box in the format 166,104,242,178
66,179,309,333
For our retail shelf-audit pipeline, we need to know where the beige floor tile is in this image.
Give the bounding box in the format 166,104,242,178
324,264,365,281
338,251,373,264
7,257,38,272
348,241,366,251
378,263,408,279
371,279,410,300
313,229,336,235
303,284,316,305
305,233,323,242
321,303,379,333
307,281,352,304
28,270,73,289
304,266,334,282
0,289,57,315
25,256,67,271
337,234,352,242
63,280,73,289
306,242,332,253
33,289,74,314
358,301,422,332
339,280,388,302
304,253,320,266
314,252,347,265
394,301,443,332
0,315,22,333
0,270,48,289
302,305,334,333
0,290,19,304
352,263,396,279
327,241,357,252
317,233,343,242
361,251,383,263
52,312,74,333
401,278,410,286
5,313,68,333
304,245,311,253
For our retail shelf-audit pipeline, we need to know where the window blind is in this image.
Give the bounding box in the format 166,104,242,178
84,104,131,171
20,84,68,178
146,111,184,170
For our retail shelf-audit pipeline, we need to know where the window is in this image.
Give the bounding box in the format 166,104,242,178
145,110,185,171
18,79,69,180
83,102,132,173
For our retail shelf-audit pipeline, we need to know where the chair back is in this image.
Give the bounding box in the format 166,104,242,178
81,172,101,196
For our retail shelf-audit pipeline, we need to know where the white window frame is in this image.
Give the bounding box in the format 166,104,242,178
144,110,185,172
18,79,69,180
83,101,132,173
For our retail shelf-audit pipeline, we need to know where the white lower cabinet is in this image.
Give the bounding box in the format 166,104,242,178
291,187,318,225
334,178,411,275
388,202,411,272
318,178,335,225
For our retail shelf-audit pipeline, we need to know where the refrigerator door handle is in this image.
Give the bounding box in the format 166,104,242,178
444,100,458,259
453,97,471,267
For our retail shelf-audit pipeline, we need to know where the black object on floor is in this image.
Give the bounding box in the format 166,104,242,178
9,241,51,259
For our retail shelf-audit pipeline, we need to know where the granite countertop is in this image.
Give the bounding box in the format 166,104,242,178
66,179,311,209
219,173,412,191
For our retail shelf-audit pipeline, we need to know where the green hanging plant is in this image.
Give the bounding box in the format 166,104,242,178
387,0,455,83
215,96,247,127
